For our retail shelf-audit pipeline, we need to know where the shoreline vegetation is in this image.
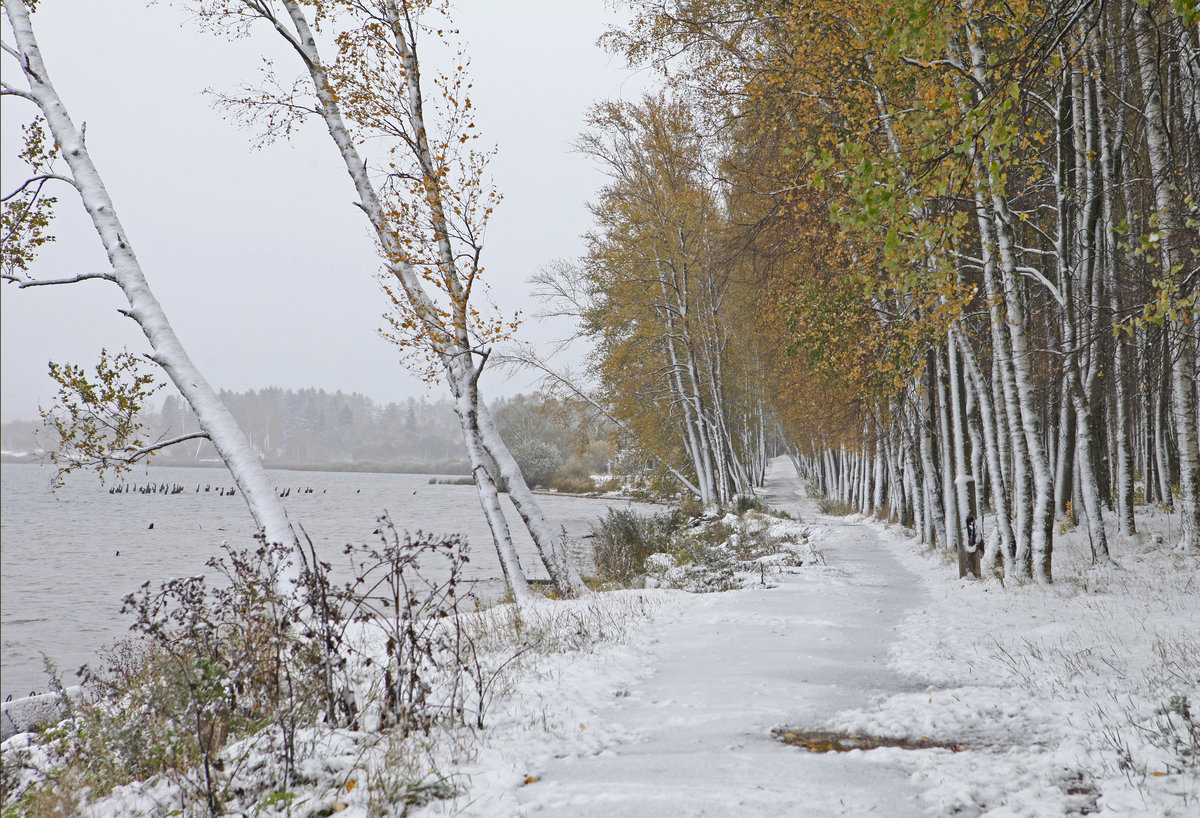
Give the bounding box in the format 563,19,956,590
1,453,474,477
2,453,471,476
2,388,623,498
1,493,812,815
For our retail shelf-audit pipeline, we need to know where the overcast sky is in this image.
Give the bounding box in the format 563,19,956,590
1,1,647,421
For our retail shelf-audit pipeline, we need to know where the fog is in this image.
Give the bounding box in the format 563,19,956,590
1,1,645,421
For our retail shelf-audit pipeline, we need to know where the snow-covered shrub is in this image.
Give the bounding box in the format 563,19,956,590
732,495,764,515
816,496,857,516
2,525,482,816
331,516,472,737
2,540,336,815
608,510,822,593
589,508,685,586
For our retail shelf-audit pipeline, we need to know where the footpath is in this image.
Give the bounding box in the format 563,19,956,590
512,459,934,816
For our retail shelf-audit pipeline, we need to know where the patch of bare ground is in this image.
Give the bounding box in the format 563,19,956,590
773,728,972,753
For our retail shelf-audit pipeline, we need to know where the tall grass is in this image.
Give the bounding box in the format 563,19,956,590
589,508,685,585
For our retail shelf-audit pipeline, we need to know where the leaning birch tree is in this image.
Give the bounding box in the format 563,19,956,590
1,0,296,557
186,0,585,599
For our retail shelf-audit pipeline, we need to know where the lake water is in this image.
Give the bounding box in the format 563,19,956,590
0,462,659,700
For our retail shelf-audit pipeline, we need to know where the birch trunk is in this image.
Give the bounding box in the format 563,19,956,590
1072,396,1113,562
954,323,1015,570
965,8,1055,580
1134,3,1200,550
1095,34,1137,535
972,178,1031,574
476,403,586,595
948,333,975,545
936,350,961,554
255,1,545,597
874,425,887,513
452,378,532,601
4,1,295,563
921,352,949,548
1053,378,1075,515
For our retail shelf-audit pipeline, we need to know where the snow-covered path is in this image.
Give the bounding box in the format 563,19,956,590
515,459,933,816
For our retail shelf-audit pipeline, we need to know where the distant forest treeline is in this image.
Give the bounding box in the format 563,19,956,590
2,388,614,481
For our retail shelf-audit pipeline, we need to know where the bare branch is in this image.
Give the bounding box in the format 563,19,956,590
1,80,35,101
499,345,703,497
120,431,211,461
3,173,74,202
3,271,115,287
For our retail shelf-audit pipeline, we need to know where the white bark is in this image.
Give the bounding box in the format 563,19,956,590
974,178,1031,575
961,4,1056,580
920,354,948,548
936,350,961,553
954,322,1016,572
241,1,586,596
1099,52,1132,534
452,377,532,601
873,425,886,512
1072,395,1112,563
476,402,585,595
4,2,295,564
948,332,974,541
1134,3,1200,551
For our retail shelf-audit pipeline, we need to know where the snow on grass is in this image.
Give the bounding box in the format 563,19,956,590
417,591,683,816
837,508,1200,816
1,588,674,817
640,510,828,593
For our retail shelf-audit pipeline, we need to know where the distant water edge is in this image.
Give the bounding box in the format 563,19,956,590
0,452,473,475
1,462,656,700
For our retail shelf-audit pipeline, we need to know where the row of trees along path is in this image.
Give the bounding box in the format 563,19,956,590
533,0,1199,585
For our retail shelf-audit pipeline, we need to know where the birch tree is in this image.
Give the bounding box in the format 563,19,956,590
1,1,295,559
1131,0,1200,551
186,0,585,598
562,94,771,507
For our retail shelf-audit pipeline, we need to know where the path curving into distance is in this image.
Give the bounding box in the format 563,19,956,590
515,457,932,816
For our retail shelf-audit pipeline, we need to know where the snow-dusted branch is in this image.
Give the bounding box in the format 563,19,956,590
2,173,73,201
51,431,212,475
120,431,211,460
3,271,115,287
1015,265,1066,308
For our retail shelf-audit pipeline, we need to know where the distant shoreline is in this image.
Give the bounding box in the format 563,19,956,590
0,454,472,477
2,456,665,505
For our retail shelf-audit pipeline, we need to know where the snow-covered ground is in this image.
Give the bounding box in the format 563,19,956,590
417,459,1199,817
4,458,1196,815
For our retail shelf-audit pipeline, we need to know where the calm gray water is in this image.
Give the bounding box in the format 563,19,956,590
1,462,657,700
